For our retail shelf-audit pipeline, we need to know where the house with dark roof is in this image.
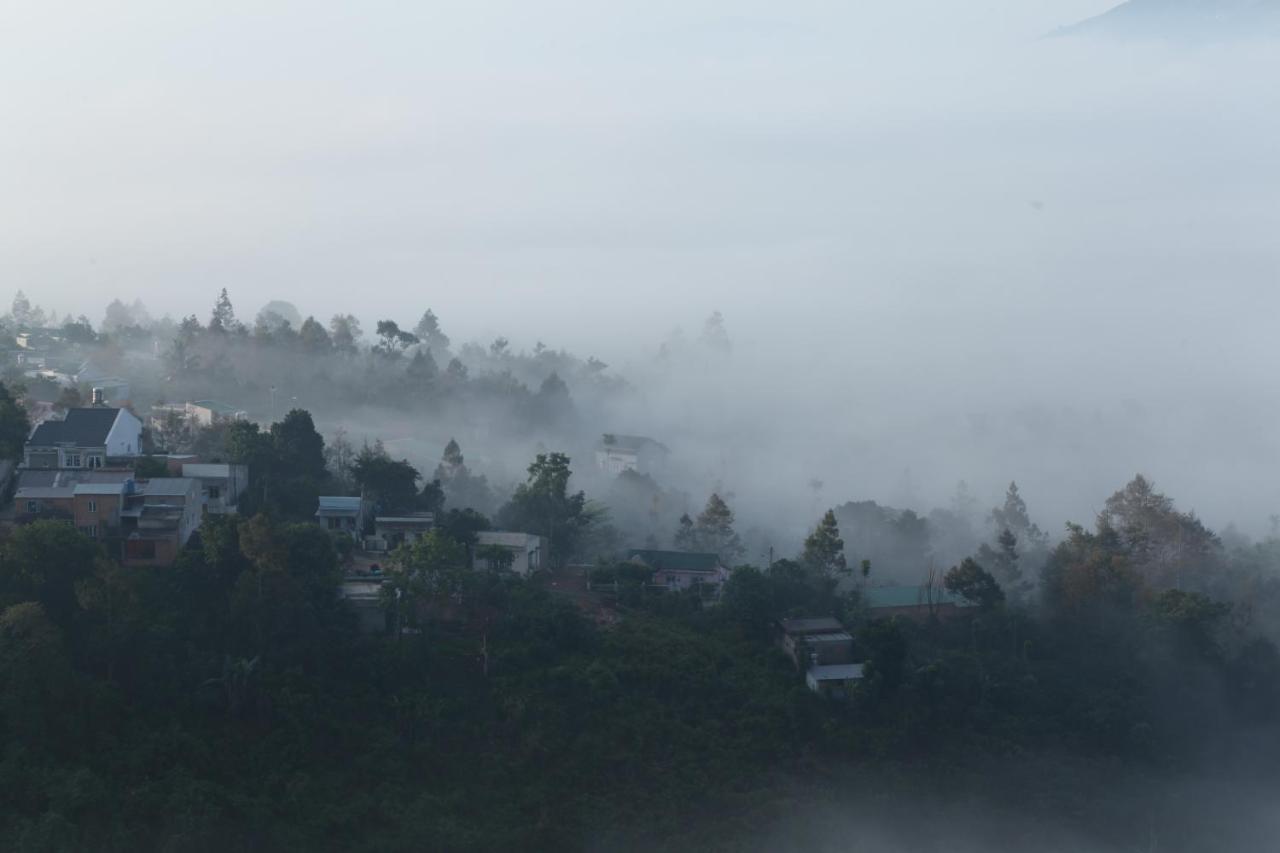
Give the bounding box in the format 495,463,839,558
777,616,862,697
23,407,143,469
595,434,669,476
627,549,728,591
778,617,856,669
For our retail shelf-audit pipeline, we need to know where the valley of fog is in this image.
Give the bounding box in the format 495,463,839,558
6,2,1280,542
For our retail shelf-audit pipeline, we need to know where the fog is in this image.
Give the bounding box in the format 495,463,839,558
7,4,1280,849
5,1,1280,536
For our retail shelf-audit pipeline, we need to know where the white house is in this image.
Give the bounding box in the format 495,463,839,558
149,399,246,432
626,549,730,591
181,463,249,515
23,407,143,469
594,434,669,476
475,531,547,576
369,513,435,552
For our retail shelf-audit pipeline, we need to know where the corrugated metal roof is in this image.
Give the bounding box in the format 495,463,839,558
478,531,541,548
191,400,240,415
806,631,854,644
865,586,969,609
141,478,198,496
627,549,721,572
16,487,73,499
18,469,134,489
375,515,434,525
74,483,127,495
182,463,235,478
808,664,865,681
317,496,362,515
779,617,845,635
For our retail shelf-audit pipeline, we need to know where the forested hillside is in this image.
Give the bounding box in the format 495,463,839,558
0,403,1277,850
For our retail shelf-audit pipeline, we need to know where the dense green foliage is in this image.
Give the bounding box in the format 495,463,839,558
2,369,1279,849
0,469,1276,851
0,382,30,462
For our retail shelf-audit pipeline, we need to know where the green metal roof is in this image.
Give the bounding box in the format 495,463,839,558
192,400,240,415
865,585,969,609
627,549,721,573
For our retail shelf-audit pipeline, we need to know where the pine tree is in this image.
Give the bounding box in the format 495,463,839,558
434,439,491,513
977,527,1026,600
210,288,236,332
991,482,1047,549
693,494,743,564
414,309,451,351
802,509,848,576
407,349,438,381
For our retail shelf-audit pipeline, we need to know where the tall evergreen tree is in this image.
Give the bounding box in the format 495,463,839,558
991,481,1047,549
434,439,491,513
413,309,451,352
210,288,237,332
692,493,743,564
977,527,1027,600
802,509,848,576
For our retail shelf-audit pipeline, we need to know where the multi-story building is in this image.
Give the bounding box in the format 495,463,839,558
23,406,143,469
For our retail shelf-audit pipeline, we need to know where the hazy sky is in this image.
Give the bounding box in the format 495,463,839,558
4,1,1280,533
3,0,1116,333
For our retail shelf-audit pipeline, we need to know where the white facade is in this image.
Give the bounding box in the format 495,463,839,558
595,447,640,475
105,409,143,457
805,664,865,696
475,531,547,576
594,435,669,477
181,463,249,514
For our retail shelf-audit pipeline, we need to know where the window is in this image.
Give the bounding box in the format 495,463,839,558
208,486,221,500
80,525,98,539
87,499,97,513
65,453,82,468
87,455,103,469
26,500,38,513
